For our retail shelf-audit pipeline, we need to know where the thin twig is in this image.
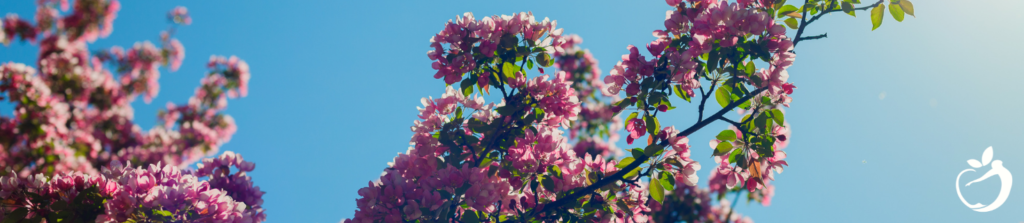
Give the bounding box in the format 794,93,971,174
794,0,884,46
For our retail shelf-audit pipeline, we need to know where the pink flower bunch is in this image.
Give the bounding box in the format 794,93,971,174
754,33,797,107
505,126,576,184
206,55,251,98
554,34,626,159
519,72,581,127
1,2,263,222
553,34,604,98
106,41,165,102
603,44,657,97
95,158,262,223
348,12,665,223
705,122,788,194
0,151,262,223
195,151,267,222
168,6,192,25
61,0,120,43
625,117,646,145
428,12,565,84
661,126,701,186
1,3,260,220
3,15,40,43
150,56,250,166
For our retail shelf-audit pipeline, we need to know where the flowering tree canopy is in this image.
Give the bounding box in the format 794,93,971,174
0,0,917,222
1,1,263,222
345,0,913,222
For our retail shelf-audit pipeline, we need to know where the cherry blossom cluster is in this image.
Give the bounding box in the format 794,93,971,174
346,0,909,221
1,2,263,222
610,0,801,221
555,34,625,159
0,1,248,176
428,12,566,85
0,151,263,222
347,12,666,223
347,0,814,222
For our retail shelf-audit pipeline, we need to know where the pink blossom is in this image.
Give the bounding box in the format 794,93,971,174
168,6,192,25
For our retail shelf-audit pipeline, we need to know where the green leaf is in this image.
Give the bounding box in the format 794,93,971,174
715,84,732,109
900,0,914,17
537,53,553,67
645,144,665,157
623,168,642,179
841,2,856,17
461,211,481,223
460,77,475,97
541,176,556,192
783,17,799,29
548,165,563,178
631,148,645,159
888,3,904,22
495,105,518,116
644,115,660,136
715,141,734,153
728,147,743,163
499,62,516,79
673,85,692,102
3,208,28,223
153,209,173,217
527,59,535,69
649,174,665,203
774,0,787,9
659,171,676,189
616,157,636,169
744,61,755,75
479,158,493,168
706,52,720,72
625,112,639,127
769,109,785,126
616,200,632,214
716,130,737,141
777,5,799,18
871,4,885,30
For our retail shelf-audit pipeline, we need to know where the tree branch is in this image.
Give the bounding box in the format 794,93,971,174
793,0,883,47
697,79,718,122
536,87,768,215
795,33,827,42
487,66,510,100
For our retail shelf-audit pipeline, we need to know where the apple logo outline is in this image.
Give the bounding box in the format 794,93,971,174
956,146,1012,212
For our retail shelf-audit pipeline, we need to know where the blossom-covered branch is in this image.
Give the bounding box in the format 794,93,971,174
344,0,915,222
1,1,264,222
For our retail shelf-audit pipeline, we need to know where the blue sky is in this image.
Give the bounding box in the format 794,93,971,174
2,0,1024,222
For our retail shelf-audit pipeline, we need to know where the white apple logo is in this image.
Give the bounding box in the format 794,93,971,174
956,146,1012,212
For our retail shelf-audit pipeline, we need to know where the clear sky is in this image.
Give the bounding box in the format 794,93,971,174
2,0,1024,222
